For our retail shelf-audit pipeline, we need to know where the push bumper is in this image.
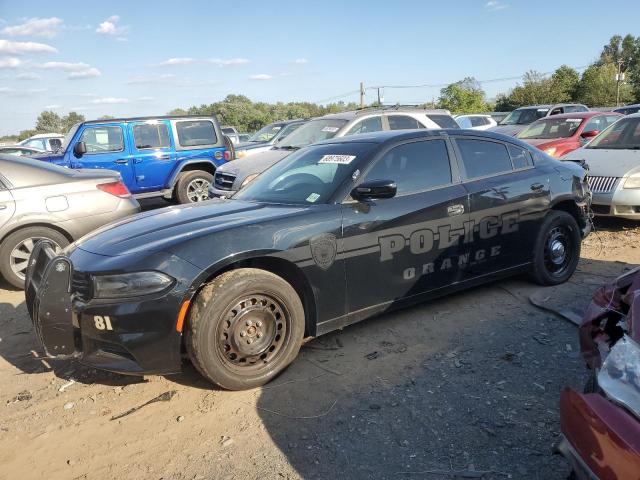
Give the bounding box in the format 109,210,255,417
559,388,640,480
25,242,190,375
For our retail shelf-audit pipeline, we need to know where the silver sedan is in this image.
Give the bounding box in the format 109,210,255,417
0,155,140,288
563,113,640,220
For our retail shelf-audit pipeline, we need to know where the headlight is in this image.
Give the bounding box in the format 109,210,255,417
598,336,640,420
544,147,557,157
236,150,246,159
240,173,259,189
623,174,640,189
93,271,174,299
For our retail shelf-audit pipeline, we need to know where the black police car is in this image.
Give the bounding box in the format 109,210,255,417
26,129,591,390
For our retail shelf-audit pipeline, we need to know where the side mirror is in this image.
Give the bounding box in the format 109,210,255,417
73,141,87,158
351,179,397,200
581,130,599,139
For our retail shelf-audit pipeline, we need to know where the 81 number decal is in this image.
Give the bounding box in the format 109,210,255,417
94,315,113,331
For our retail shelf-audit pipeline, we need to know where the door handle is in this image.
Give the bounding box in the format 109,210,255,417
0,205,6,210
113,159,128,165
157,154,171,160
530,183,544,192
447,204,465,216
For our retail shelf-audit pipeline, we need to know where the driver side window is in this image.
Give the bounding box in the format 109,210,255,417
79,126,124,153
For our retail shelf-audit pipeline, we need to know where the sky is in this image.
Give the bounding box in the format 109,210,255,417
0,0,639,135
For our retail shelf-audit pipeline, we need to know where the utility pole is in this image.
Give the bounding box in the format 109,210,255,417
376,87,382,106
359,82,365,108
616,59,624,107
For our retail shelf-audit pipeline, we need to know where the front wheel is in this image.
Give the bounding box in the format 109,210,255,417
174,170,213,204
185,268,305,390
530,211,581,286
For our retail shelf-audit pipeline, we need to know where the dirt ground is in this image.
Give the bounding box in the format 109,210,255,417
1,218,639,480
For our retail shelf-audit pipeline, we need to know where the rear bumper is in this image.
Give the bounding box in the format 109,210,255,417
559,389,640,479
25,242,198,376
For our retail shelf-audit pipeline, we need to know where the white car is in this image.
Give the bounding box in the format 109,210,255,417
18,133,64,152
563,113,640,220
455,114,497,130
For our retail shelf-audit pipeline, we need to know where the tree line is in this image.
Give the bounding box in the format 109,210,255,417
3,33,639,142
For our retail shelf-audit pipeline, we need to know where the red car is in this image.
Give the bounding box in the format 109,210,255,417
558,268,640,479
517,112,622,158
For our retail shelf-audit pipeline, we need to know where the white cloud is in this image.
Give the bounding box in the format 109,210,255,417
96,15,128,36
138,96,155,101
0,39,58,55
158,57,195,66
2,17,63,38
0,57,21,68
44,104,62,109
16,72,40,80
0,86,46,96
485,1,508,10
38,62,102,79
91,97,129,104
249,73,273,81
209,58,250,67
292,58,308,64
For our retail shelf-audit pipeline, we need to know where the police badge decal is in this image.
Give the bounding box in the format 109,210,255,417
309,233,337,270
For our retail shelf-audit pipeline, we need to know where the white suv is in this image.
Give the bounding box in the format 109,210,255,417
209,108,459,197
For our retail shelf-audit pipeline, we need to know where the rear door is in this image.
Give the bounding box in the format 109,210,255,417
71,124,136,190
452,136,549,279
342,137,469,313
129,120,175,191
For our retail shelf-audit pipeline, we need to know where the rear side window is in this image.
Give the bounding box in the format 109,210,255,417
470,117,487,127
456,138,512,179
507,144,532,169
345,116,383,135
49,138,62,150
363,139,451,194
176,120,218,147
427,115,459,129
133,123,170,150
456,117,472,128
24,139,45,149
80,126,124,153
387,115,422,130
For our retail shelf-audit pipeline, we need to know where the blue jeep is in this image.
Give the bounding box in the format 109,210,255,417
32,116,230,204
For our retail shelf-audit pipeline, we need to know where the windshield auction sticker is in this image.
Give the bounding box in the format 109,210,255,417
319,154,356,164
321,126,340,133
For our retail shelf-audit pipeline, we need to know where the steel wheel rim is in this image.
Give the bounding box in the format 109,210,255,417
186,178,210,202
216,293,291,373
543,226,572,276
10,237,60,280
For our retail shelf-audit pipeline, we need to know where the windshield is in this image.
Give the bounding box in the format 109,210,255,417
499,108,549,126
273,122,303,144
235,142,375,205
248,124,285,142
60,124,81,152
587,116,640,150
517,117,583,139
276,119,348,149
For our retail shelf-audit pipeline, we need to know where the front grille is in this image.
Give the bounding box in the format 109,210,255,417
214,171,236,190
587,176,620,193
71,271,92,301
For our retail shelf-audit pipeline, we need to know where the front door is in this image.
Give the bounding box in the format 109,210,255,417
341,137,469,313
71,124,136,190
129,120,176,191
452,136,550,279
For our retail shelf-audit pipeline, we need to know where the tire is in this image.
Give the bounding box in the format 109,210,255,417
530,211,581,286
174,170,214,204
0,226,69,289
186,268,305,390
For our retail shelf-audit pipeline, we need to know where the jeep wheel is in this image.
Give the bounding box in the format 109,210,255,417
175,170,213,204
530,211,581,286
186,268,305,390
0,226,69,289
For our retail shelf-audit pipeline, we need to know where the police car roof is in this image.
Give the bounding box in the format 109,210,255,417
314,128,526,147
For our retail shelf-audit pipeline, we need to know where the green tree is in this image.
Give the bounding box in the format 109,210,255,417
61,112,85,133
167,108,187,116
35,111,62,133
576,63,634,106
549,65,580,102
437,77,487,114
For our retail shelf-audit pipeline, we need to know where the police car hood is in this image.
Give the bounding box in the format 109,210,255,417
75,199,308,257
562,147,640,177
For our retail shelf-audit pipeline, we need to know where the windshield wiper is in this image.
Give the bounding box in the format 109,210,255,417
279,145,300,150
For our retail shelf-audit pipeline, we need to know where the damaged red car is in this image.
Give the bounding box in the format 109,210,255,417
558,267,640,479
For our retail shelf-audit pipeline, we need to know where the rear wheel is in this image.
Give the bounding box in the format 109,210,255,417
186,268,305,390
530,211,581,286
175,170,213,204
0,226,69,289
